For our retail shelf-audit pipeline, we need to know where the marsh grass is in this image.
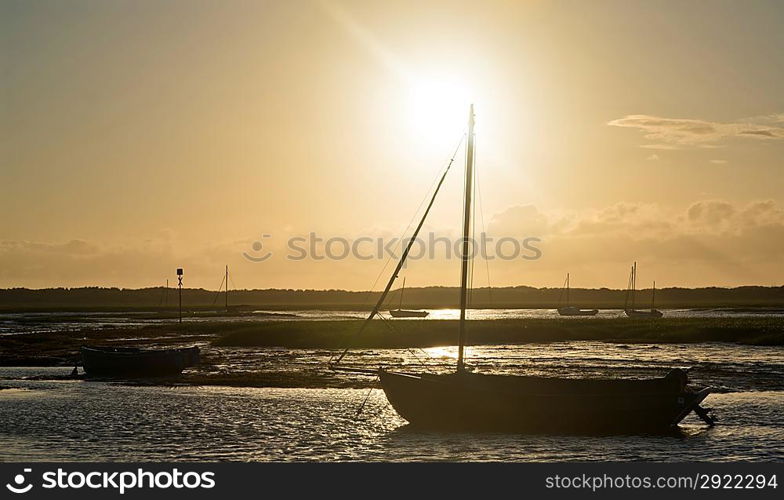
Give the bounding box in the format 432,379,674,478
2,316,780,370
213,317,784,348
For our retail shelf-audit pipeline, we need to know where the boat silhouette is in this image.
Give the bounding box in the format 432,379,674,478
389,278,429,318
81,346,200,377
556,273,599,316
624,262,664,318
331,105,713,432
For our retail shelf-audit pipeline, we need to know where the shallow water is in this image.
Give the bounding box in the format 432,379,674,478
1,307,781,335
197,341,784,393
0,376,782,462
3,340,780,393
2,310,782,462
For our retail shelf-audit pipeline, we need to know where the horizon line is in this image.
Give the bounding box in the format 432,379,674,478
1,284,782,293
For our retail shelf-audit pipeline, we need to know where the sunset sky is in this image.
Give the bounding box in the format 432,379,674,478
2,0,783,290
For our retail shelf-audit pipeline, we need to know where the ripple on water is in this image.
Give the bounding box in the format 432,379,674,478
1,379,782,462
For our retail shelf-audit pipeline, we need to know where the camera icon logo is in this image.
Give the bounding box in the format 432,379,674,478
6,468,33,494
243,234,273,262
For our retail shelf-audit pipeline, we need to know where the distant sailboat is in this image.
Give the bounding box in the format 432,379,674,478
624,262,663,318
330,106,711,433
389,278,429,318
212,265,233,312
557,273,598,316
224,264,230,311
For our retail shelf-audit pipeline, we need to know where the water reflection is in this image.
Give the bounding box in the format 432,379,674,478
2,307,782,336
1,379,782,462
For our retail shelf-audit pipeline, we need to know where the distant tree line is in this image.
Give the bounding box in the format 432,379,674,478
0,285,782,311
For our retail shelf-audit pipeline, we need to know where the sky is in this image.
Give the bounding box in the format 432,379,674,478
1,0,783,290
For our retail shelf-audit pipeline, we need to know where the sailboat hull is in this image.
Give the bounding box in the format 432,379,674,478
389,309,430,318
625,309,664,318
557,307,599,316
379,369,708,433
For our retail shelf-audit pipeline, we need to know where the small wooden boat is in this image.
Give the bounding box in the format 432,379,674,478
389,309,430,318
624,263,663,318
81,346,200,377
556,273,598,316
388,278,429,318
625,308,664,318
557,306,599,316
380,368,710,432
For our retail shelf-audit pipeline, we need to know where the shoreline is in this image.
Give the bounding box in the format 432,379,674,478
2,305,783,315
2,317,782,390
213,317,784,348
2,285,783,313
1,317,782,367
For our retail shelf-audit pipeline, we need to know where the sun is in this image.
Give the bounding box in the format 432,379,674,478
405,75,474,146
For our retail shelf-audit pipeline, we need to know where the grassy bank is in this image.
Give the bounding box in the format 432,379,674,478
2,317,781,369
1,317,781,389
0,325,210,366
214,317,784,348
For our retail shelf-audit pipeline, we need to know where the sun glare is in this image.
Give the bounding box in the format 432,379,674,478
406,76,474,145
424,346,459,360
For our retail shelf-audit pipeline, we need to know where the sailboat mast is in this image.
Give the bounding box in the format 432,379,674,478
631,261,637,310
566,272,570,307
331,136,464,365
651,280,656,311
225,265,229,310
399,277,406,309
457,105,476,373
624,267,631,310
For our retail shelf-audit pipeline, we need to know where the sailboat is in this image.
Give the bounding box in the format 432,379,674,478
624,262,663,318
331,106,712,433
556,273,599,316
211,264,234,313
389,278,429,318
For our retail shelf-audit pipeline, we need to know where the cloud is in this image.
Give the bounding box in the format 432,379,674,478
489,204,550,235
608,113,784,147
563,202,674,238
687,200,735,227
741,113,784,125
3,200,783,289
0,240,100,256
488,199,784,242
709,159,728,164
640,144,683,150
646,154,660,161
486,200,784,286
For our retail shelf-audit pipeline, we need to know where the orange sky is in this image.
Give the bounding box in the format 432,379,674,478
2,0,783,290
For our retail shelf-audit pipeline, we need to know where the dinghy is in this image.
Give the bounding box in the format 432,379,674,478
81,346,200,377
